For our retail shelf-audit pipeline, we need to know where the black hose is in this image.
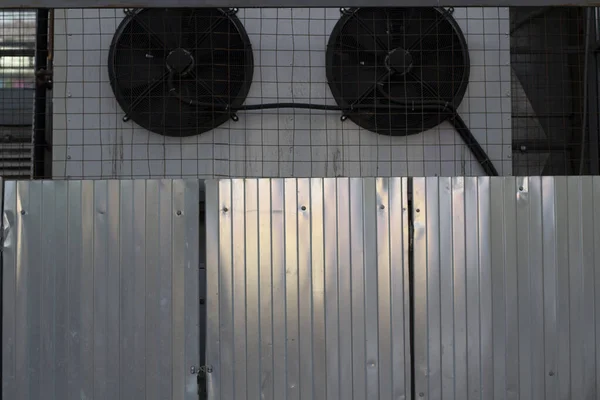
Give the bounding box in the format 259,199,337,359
236,103,341,111
449,113,499,176
167,72,498,176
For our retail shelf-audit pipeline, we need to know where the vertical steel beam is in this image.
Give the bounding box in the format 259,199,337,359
33,9,49,178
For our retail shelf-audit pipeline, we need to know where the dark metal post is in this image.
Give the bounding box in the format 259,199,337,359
587,7,600,174
33,9,49,179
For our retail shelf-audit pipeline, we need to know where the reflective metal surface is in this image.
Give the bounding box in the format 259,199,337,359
1,179,200,400
205,177,411,400
412,176,600,400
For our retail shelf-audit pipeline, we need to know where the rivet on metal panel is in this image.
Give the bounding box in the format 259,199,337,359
206,366,213,373
379,204,385,210
368,361,376,368
419,392,425,397
549,371,555,376
301,205,307,211
176,210,182,216
20,210,25,215
66,155,71,160
190,366,197,374
519,186,524,191
416,208,421,213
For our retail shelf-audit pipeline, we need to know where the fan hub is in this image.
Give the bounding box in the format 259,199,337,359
385,48,413,75
167,48,194,75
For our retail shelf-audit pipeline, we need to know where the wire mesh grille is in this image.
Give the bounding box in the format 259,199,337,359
0,6,597,179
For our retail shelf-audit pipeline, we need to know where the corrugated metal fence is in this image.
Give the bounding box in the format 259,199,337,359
1,180,200,400
412,177,600,400
1,177,600,399
205,178,412,400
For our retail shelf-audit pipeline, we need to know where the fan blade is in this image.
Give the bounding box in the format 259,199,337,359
385,8,410,36
161,9,185,49
407,11,447,51
386,8,425,49
334,65,386,105
114,47,166,90
382,79,433,103
195,49,248,87
206,49,247,66
186,14,229,52
132,9,185,50
404,71,443,100
343,10,390,53
334,35,386,55
412,46,465,97
124,70,169,113
188,69,229,106
331,39,383,68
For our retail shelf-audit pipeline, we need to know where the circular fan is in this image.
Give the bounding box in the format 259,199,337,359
326,7,470,136
108,8,253,137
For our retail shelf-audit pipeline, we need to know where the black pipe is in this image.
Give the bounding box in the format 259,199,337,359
167,71,498,176
449,114,499,176
33,9,49,179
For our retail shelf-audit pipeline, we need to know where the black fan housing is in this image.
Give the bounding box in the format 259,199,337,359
326,7,470,136
108,8,254,137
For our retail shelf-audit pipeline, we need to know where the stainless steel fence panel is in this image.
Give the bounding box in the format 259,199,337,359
1,179,200,400
413,176,600,400
206,177,411,400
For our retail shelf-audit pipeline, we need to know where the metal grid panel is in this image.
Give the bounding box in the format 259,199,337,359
3,6,598,179
205,177,411,400
50,7,512,179
1,179,200,400
412,176,600,399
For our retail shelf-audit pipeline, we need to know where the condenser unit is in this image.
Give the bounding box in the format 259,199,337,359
51,7,512,178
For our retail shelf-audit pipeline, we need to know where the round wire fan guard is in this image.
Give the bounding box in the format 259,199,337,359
326,7,470,136
108,8,253,137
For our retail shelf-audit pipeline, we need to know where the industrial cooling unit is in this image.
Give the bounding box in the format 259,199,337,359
52,7,512,178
